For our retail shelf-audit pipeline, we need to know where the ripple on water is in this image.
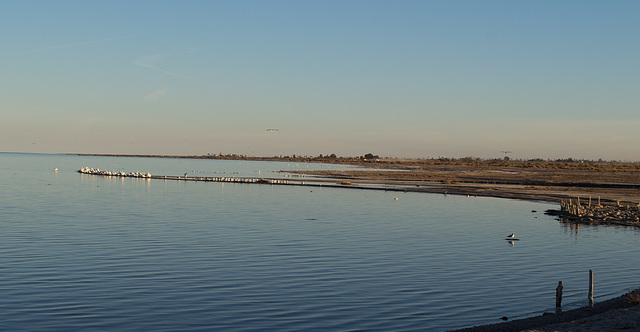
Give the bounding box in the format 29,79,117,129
2,154,640,331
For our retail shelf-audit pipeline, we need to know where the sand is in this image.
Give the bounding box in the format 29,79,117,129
290,162,640,210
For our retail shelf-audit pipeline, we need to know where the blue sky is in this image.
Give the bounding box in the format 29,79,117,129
2,1,639,160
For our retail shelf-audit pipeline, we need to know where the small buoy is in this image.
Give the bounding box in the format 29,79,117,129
54,168,58,172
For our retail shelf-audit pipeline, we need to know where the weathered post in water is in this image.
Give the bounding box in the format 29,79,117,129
556,281,563,312
588,270,594,308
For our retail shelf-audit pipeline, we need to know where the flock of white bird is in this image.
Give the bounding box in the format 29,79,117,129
78,167,297,185
78,167,151,178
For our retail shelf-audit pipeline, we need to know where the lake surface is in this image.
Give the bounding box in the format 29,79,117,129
2,153,640,331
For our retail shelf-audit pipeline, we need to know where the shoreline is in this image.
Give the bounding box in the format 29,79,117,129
73,153,640,224
449,289,640,332
72,153,640,196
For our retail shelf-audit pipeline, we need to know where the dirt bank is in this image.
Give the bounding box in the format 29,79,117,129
289,162,640,206
449,290,640,332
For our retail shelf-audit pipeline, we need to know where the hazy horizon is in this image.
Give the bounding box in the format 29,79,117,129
2,151,638,163
2,1,639,161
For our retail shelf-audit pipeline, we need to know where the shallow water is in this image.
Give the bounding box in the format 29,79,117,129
1,153,639,331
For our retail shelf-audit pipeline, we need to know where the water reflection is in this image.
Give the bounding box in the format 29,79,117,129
560,218,640,236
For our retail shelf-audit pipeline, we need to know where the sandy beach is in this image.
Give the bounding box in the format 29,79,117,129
287,160,640,206
81,154,640,205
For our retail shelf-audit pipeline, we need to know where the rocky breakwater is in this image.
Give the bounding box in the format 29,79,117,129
77,167,295,185
546,197,640,227
78,167,152,178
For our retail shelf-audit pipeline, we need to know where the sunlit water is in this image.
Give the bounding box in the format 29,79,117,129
1,153,639,331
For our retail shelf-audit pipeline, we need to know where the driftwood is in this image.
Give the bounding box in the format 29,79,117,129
546,196,640,227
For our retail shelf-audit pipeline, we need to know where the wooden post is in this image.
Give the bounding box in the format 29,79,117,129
556,281,563,309
569,199,574,215
588,270,594,308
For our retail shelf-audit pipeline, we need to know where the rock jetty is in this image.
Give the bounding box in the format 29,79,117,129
78,167,292,185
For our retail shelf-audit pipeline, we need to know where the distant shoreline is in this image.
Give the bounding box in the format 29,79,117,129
74,153,640,166
74,153,640,206
74,153,365,163
73,153,640,227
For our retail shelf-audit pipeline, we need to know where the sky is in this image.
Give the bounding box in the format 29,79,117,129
2,1,639,160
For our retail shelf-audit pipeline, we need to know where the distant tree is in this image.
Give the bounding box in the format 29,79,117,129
362,153,379,160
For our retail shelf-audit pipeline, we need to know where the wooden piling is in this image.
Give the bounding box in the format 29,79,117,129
555,281,563,309
588,270,594,308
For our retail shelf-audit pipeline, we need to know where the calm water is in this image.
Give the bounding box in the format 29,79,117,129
1,153,639,331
